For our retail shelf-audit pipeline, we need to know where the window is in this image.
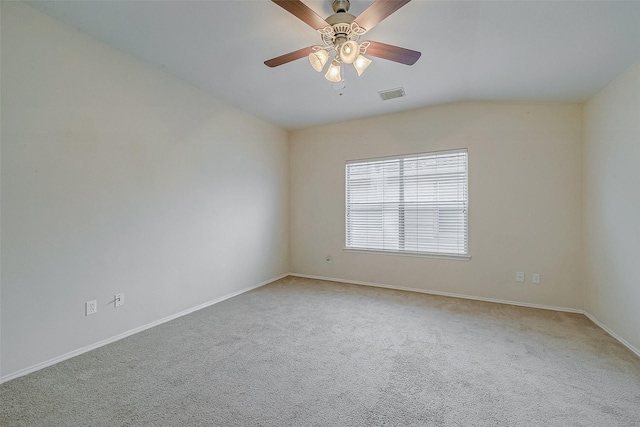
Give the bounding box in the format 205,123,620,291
345,149,468,257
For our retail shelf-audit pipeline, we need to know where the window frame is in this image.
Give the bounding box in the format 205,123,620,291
344,148,470,260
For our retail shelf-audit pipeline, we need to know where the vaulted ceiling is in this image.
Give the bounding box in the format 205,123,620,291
28,0,640,129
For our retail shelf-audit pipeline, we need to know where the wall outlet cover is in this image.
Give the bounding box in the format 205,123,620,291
86,300,97,316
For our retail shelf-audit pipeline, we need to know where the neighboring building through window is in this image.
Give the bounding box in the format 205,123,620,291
345,149,468,257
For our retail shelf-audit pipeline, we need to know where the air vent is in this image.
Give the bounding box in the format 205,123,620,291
378,87,405,101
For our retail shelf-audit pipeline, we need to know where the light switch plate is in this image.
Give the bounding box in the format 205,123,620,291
532,273,541,284
516,272,525,283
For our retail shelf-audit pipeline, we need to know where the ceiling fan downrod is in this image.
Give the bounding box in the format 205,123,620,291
332,0,351,13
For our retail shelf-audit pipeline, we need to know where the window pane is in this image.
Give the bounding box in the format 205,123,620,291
346,150,468,256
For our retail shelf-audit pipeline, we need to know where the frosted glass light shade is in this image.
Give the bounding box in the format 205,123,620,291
353,54,372,76
308,49,329,72
340,41,359,64
325,61,342,82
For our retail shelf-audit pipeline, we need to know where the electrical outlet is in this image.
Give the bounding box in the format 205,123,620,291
86,300,97,316
532,273,541,284
325,255,332,264
516,272,525,283
115,293,124,307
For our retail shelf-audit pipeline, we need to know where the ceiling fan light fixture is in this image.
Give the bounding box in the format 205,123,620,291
325,60,343,82
309,49,329,72
339,40,359,64
353,54,372,76
266,0,421,89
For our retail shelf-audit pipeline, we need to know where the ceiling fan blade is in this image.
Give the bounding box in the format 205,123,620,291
364,41,421,65
265,46,316,68
272,0,329,30
355,0,412,31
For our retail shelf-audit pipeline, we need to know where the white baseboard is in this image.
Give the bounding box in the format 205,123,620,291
5,273,637,384
289,273,583,314
583,311,640,358
0,273,288,384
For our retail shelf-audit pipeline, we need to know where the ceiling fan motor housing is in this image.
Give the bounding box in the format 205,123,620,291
322,3,362,54
325,12,356,26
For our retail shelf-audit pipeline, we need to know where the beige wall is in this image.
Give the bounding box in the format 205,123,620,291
290,102,583,310
1,2,289,378
583,60,640,353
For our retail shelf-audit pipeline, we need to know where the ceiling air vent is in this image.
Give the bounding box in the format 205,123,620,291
378,87,405,101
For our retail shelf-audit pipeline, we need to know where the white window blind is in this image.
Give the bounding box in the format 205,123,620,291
345,149,468,257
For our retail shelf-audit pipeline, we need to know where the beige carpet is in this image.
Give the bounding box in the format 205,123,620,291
2,276,639,426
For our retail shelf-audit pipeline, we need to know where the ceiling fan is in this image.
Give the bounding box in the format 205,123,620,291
264,0,421,83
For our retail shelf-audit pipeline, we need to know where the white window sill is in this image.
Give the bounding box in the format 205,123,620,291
343,248,471,261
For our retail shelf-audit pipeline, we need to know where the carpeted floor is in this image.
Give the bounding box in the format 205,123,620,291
2,276,639,426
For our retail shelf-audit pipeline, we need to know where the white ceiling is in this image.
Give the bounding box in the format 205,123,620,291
27,0,640,130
